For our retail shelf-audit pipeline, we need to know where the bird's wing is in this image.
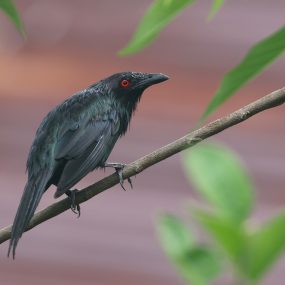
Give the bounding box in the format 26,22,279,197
55,117,106,160
54,110,120,197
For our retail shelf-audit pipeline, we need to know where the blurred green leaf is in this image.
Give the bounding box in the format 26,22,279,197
157,214,195,256
118,0,196,56
0,0,25,37
192,210,246,266
157,214,220,285
178,247,221,285
208,0,224,20
183,143,253,223
245,212,285,280
202,26,284,120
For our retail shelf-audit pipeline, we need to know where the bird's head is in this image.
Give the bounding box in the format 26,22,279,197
100,71,169,104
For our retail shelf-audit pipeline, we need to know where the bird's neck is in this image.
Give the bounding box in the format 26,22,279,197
100,87,141,136
116,98,139,136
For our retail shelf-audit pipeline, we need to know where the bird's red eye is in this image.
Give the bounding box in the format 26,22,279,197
121,79,130,88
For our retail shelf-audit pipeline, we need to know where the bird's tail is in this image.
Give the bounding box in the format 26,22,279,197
8,170,50,259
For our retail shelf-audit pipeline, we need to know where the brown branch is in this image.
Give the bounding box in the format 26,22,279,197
0,87,285,244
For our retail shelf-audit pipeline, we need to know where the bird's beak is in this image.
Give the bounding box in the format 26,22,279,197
136,73,169,89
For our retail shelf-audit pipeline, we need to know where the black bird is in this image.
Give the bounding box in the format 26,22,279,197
8,71,169,258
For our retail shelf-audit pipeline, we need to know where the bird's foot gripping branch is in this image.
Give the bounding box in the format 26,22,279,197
104,162,133,190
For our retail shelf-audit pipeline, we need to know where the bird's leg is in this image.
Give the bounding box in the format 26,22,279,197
65,189,81,218
104,162,133,190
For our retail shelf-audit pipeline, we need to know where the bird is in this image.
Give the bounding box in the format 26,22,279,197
8,71,169,258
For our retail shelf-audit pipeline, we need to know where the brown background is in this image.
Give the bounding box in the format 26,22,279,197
0,1,284,284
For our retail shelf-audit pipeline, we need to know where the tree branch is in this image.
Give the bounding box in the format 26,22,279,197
0,87,285,244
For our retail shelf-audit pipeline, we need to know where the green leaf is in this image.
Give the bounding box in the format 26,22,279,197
244,212,285,280
157,214,195,257
178,247,221,285
202,26,285,120
0,0,25,37
118,0,196,56
183,143,253,223
192,210,246,266
193,210,285,281
208,0,224,20
156,214,220,285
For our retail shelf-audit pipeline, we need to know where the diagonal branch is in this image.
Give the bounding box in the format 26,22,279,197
0,87,285,244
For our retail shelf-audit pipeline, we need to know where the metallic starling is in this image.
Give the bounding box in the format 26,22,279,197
8,71,169,258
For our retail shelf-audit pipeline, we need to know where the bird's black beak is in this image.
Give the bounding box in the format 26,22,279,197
135,73,169,89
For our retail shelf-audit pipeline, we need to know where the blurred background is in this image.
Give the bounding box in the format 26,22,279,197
0,0,284,284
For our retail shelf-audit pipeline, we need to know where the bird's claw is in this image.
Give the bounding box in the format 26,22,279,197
115,164,133,191
67,189,81,218
127,177,133,189
105,162,133,190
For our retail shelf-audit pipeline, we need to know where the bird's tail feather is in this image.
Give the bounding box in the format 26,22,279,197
8,170,50,259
